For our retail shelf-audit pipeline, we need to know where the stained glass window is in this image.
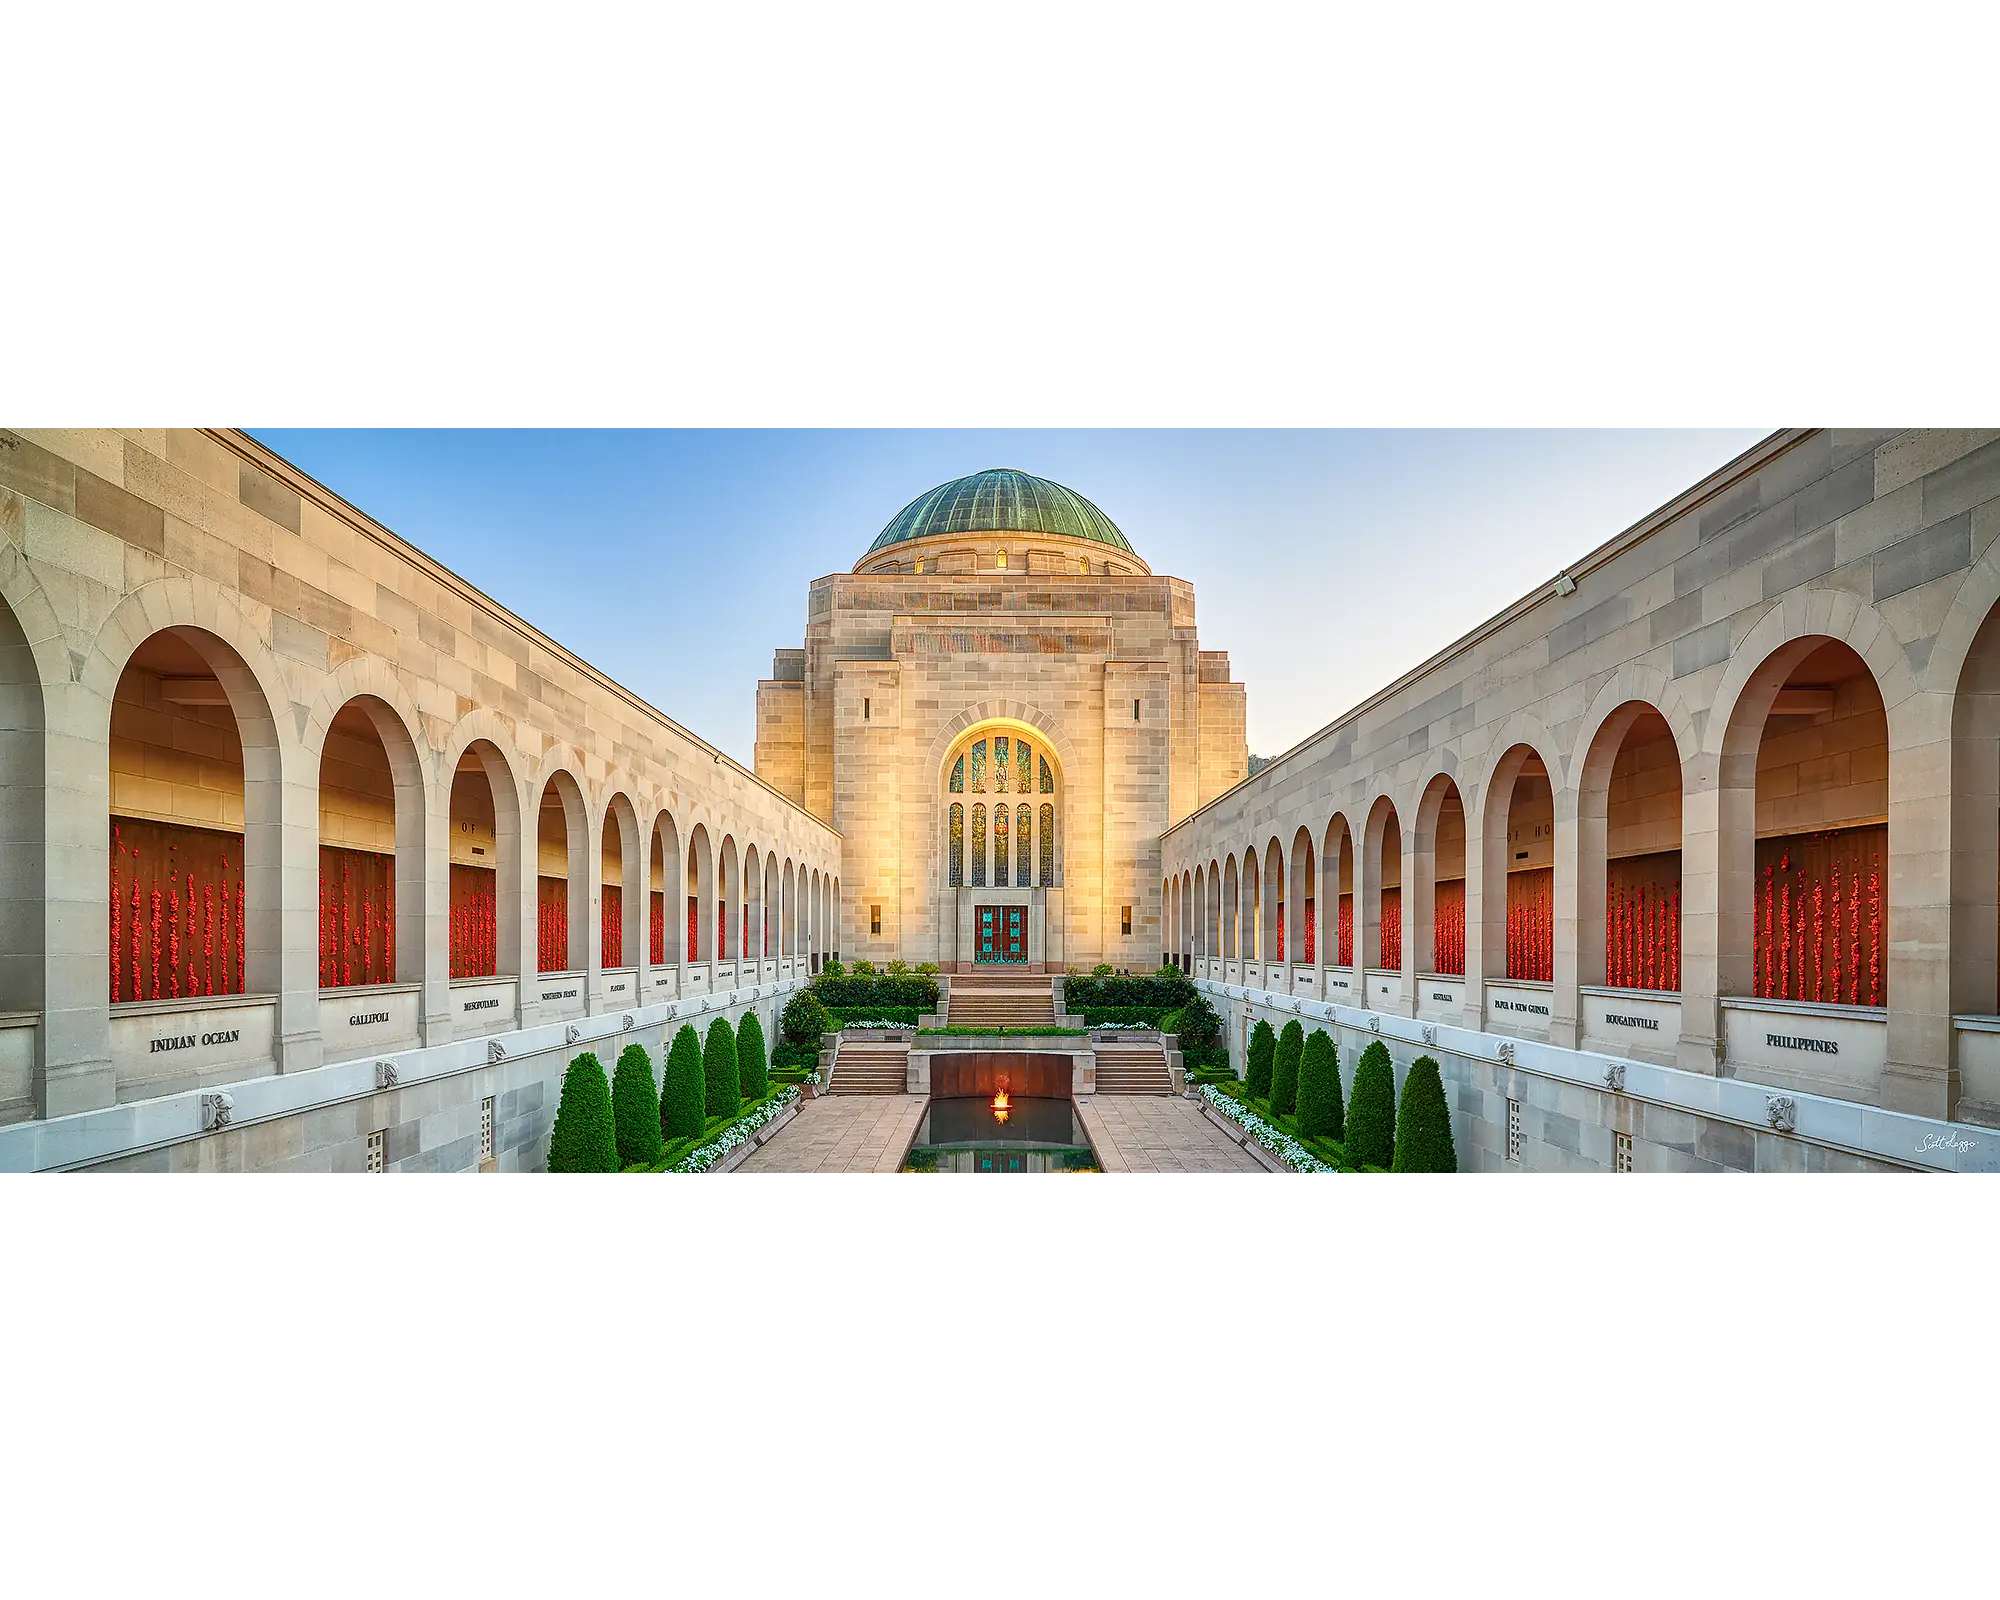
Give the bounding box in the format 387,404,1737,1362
994,736,1009,793
970,740,986,793
949,756,963,793
1039,756,1053,794
1017,805,1031,886
1039,803,1054,884
1016,742,1032,791
994,805,1009,884
949,803,964,886
972,805,987,887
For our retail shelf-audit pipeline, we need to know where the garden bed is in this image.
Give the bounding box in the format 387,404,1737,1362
634,1086,803,1173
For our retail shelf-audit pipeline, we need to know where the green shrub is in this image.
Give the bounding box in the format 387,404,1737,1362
851,958,876,977
1091,962,1115,977
547,1052,617,1173
1153,964,1182,981
915,961,940,976
770,1039,822,1079
1271,1020,1304,1116
1295,1028,1344,1141
737,1010,769,1101
703,1016,740,1118
1347,1040,1396,1170
1245,1019,1275,1101
810,972,940,1012
1168,992,1221,1050
660,1023,706,1141
781,989,830,1045
885,958,909,977
610,1043,664,1168
1391,1055,1457,1172
1063,971,1195,1012
820,958,845,978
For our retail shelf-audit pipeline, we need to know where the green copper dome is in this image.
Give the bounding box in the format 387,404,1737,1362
867,469,1134,556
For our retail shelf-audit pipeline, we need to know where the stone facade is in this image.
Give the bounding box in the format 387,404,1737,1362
0,427,840,1168
1165,428,2000,1143
757,499,1246,972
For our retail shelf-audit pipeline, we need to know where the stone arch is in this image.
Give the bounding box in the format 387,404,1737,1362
94,587,294,1004
1712,614,1895,1009
687,824,715,963
649,804,683,967
781,857,796,960
1322,812,1356,968
1413,763,1468,977
1477,734,1563,985
1575,696,1686,992
436,709,526,981
313,688,428,987
740,838,763,962
1361,791,1403,971
600,789,642,971
1262,837,1285,963
1216,856,1232,956
532,763,590,974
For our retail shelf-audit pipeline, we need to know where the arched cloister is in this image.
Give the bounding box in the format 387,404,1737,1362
313,694,426,990
1261,838,1284,963
1322,814,1354,970
1362,795,1403,973
534,769,588,975
687,824,714,965
1576,703,1685,991
1481,744,1556,984
650,807,682,968
1716,636,1889,1009
1414,772,1466,977
1287,828,1316,969
600,791,641,973
1222,854,1240,960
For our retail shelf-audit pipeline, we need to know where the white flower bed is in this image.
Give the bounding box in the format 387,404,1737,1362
670,1085,802,1173
1091,1021,1154,1031
1199,1084,1336,1173
841,1018,907,1031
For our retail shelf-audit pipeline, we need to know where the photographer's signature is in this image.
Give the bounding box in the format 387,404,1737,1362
1916,1129,1974,1158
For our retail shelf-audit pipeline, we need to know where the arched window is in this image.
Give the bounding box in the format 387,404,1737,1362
942,727,1058,889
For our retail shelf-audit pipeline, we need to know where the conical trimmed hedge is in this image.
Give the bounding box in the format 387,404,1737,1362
660,1023,706,1142
1346,1039,1396,1170
547,1052,617,1173
1245,1018,1275,1101
1391,1054,1457,1172
737,1009,769,1102
1295,1027,1344,1141
610,1042,664,1169
1271,1020,1304,1116
703,1015,740,1119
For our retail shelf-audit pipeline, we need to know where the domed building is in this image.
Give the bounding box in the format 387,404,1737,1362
756,468,1247,970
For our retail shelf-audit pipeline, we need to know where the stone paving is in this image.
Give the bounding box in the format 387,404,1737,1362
1075,1094,1268,1173
734,1093,928,1173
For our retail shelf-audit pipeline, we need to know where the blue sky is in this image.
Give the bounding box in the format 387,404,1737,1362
251,429,1769,765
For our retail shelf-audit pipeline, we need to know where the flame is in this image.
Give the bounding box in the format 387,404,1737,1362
991,1090,1010,1122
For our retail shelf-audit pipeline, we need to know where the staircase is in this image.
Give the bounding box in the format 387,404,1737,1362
1092,1038,1173,1094
830,1038,910,1094
945,972,1058,1030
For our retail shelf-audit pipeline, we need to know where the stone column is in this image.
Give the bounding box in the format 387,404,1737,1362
39,678,115,1115
1677,753,1724,1077
512,776,541,1027
1461,805,1488,1031
1884,690,1953,1118
1394,829,1418,1019
1550,782,1580,1050
420,774,454,1047
268,719,322,1077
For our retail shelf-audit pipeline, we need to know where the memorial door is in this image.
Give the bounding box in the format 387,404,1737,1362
975,905,1027,964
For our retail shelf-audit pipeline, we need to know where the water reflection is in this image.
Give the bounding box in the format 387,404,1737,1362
905,1096,1099,1172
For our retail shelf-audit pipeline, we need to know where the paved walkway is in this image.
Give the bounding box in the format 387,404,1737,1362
734,1094,928,1172
1076,1094,1268,1173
